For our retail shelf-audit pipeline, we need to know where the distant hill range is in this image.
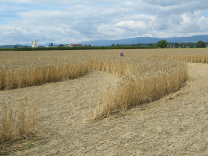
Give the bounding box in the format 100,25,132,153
1,35,208,48
80,35,208,46
0,44,26,48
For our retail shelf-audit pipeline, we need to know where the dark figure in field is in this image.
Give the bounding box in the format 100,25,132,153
119,49,124,56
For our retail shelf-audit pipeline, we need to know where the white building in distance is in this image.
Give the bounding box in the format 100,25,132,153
31,40,38,48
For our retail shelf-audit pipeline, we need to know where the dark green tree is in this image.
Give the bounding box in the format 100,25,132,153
190,43,195,48
156,40,168,48
196,41,206,48
59,44,64,47
174,42,179,48
147,43,154,46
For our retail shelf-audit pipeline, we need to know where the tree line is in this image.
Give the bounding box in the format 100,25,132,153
0,40,207,51
156,40,207,48
0,45,156,51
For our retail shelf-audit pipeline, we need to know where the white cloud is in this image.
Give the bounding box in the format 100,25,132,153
116,20,146,30
0,0,208,45
3,0,32,4
97,24,125,38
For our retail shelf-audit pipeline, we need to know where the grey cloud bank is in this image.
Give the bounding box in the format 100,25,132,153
0,0,208,45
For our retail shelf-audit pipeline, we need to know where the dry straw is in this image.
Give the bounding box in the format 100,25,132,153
0,50,196,142
92,57,188,120
0,98,36,143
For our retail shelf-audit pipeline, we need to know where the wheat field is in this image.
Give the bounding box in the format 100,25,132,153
0,48,207,145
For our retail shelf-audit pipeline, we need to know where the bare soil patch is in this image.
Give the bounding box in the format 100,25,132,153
1,63,208,155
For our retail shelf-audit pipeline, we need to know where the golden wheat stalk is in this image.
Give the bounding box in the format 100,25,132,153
0,99,36,143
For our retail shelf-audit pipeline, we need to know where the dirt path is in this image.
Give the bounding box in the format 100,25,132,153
1,63,208,155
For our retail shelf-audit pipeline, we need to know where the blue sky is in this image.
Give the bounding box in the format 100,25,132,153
202,11,208,18
1,0,208,45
